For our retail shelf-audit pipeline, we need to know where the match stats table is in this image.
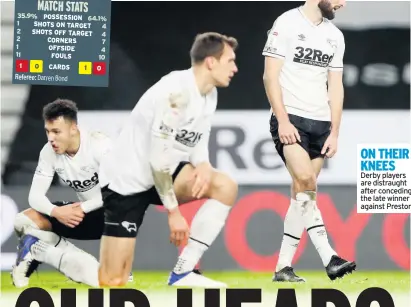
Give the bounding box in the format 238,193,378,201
12,0,111,87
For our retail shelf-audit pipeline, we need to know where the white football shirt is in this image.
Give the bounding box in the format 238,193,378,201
263,7,345,121
99,68,217,195
29,127,112,215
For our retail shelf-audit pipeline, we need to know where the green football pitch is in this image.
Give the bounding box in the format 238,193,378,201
1,271,410,307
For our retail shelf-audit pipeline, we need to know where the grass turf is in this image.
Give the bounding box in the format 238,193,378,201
1,271,409,306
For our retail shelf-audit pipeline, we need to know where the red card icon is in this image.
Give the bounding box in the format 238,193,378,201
16,59,29,73
93,62,106,75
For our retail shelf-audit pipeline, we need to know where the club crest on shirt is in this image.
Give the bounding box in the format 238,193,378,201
159,121,174,135
81,166,95,173
327,38,337,49
55,168,65,174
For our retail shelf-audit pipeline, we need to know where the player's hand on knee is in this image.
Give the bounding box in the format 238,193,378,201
321,133,338,158
191,162,212,199
279,121,301,145
168,209,189,247
71,202,85,215
52,204,85,228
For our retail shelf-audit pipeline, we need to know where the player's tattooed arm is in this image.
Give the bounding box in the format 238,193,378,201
150,90,188,211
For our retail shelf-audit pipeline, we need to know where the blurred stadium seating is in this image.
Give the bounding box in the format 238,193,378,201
1,3,30,174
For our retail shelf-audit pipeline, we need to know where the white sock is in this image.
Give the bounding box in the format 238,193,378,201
25,226,87,257
14,212,96,274
31,241,99,287
26,228,61,245
276,199,305,271
173,199,231,274
296,191,337,266
54,237,92,255
14,212,40,238
14,212,64,246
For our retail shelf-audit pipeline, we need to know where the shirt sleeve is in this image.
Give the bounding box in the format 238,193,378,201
190,122,210,166
149,81,188,211
81,132,112,213
150,83,188,171
329,32,345,71
262,15,291,59
28,144,56,216
80,196,103,214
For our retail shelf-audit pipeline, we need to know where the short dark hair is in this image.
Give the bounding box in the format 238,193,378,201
190,32,238,64
42,99,78,122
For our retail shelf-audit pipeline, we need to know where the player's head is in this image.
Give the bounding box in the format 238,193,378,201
317,0,345,20
190,32,238,87
42,99,79,154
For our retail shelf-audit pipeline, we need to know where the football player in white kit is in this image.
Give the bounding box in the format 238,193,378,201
98,32,239,288
262,0,356,282
11,99,127,288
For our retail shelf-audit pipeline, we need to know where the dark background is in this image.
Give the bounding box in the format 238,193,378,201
0,1,409,274
2,1,410,184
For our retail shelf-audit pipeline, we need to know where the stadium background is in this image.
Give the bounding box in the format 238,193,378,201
0,1,410,276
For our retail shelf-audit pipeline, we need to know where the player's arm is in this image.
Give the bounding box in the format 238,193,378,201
262,22,287,124
327,34,346,136
149,90,188,212
190,123,211,167
262,16,300,144
189,89,215,169
150,88,190,246
28,145,57,216
189,123,213,199
80,133,113,213
263,57,288,121
29,145,84,228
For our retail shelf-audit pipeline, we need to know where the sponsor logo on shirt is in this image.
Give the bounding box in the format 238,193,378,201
64,172,99,193
293,46,334,68
175,129,203,147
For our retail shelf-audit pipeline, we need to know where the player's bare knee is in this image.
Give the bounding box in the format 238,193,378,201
210,172,238,206
294,173,316,191
98,267,127,287
23,209,51,230
110,271,130,286
99,276,125,287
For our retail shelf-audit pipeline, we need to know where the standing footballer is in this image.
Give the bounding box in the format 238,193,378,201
98,32,239,288
262,0,356,282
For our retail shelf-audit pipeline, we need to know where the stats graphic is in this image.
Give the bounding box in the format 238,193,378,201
12,0,111,87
